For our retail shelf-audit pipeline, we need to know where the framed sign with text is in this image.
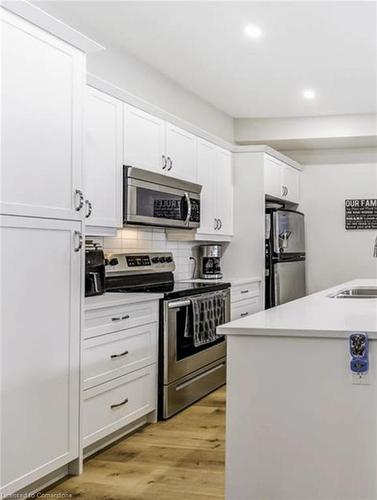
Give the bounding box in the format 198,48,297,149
345,199,377,230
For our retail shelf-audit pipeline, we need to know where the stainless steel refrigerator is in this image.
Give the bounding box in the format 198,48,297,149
265,208,306,309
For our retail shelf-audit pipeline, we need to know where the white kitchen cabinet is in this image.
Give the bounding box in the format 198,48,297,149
165,123,197,182
197,139,233,238
124,104,197,182
0,215,82,497
281,163,300,204
124,104,165,174
264,155,301,204
230,280,262,321
85,87,123,230
1,9,85,220
216,148,233,235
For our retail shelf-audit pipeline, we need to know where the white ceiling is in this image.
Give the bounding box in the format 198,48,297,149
34,1,377,118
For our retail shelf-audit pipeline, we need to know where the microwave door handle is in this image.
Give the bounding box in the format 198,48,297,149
184,192,192,226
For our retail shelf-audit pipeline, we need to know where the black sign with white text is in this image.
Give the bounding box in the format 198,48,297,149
345,199,377,230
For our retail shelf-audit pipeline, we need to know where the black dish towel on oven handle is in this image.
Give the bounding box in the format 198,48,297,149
185,291,225,347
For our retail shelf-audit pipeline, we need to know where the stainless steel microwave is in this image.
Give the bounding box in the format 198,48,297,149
123,166,201,229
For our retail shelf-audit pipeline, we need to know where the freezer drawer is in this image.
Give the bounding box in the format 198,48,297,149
275,260,306,305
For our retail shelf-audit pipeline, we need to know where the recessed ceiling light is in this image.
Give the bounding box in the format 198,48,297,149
303,89,316,100
244,24,263,39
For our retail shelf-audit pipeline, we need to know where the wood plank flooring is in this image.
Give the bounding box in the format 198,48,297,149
48,386,225,500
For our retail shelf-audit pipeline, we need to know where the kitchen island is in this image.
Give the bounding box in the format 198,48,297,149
218,279,377,500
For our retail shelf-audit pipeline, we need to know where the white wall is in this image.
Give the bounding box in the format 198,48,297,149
234,114,377,150
88,47,234,142
297,148,377,293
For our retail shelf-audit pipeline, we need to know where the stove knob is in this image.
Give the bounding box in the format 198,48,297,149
151,257,159,264
166,256,173,263
109,258,119,266
158,256,166,263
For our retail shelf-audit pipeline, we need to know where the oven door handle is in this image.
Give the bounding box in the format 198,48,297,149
168,299,191,309
184,192,192,226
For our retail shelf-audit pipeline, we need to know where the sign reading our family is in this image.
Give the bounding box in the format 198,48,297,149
345,199,377,230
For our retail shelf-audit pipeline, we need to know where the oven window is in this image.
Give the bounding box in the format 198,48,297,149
175,305,224,361
136,187,188,222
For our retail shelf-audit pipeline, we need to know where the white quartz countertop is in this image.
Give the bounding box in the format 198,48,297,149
218,279,377,338
85,292,163,311
179,276,262,286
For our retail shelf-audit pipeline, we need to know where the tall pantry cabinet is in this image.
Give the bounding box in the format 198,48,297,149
1,9,86,497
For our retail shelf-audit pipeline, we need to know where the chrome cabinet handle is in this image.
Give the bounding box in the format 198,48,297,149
286,186,289,196
74,189,84,211
240,289,249,294
184,192,192,226
110,350,129,359
218,219,222,230
111,314,130,322
167,156,173,171
85,199,93,218
162,154,167,170
241,312,249,317
110,397,129,409
73,230,82,252
214,218,218,230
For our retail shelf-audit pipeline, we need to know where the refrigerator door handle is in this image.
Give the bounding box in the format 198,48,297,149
274,267,280,305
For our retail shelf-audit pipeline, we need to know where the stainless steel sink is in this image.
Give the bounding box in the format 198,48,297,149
329,287,377,299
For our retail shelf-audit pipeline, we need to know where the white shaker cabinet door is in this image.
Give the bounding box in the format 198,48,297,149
0,216,81,498
85,87,123,229
124,104,165,174
197,139,217,235
215,147,233,236
0,10,85,220
282,164,300,204
264,155,283,199
165,123,197,183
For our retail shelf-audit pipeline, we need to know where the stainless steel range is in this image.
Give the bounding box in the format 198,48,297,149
104,251,230,419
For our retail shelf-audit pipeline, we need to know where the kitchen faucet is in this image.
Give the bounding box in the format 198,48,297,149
374,235,377,257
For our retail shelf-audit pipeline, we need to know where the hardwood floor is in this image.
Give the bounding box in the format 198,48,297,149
48,386,225,500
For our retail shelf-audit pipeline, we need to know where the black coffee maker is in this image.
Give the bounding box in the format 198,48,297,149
85,242,105,297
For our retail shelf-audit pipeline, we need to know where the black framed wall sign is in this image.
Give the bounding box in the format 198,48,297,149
345,199,377,230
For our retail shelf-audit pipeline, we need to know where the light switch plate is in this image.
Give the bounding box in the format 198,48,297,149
352,371,371,385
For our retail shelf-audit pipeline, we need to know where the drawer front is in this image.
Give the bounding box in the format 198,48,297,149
83,365,156,447
84,300,158,339
231,297,260,321
231,282,260,303
83,323,157,390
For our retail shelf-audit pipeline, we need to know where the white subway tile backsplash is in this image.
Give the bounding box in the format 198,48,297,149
102,226,201,280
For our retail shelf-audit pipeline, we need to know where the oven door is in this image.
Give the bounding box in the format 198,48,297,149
124,169,200,229
163,289,230,384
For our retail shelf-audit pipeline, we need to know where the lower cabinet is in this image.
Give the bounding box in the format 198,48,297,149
83,366,156,447
0,215,82,497
83,298,158,451
231,280,262,320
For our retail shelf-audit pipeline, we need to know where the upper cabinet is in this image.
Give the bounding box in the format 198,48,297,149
124,103,197,183
1,9,85,220
264,155,301,204
165,123,197,182
197,139,233,238
124,104,165,174
85,87,123,230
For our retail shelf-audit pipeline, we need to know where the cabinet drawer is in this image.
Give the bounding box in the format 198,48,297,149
231,297,260,321
83,365,156,447
231,282,260,303
84,301,158,339
83,323,157,390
